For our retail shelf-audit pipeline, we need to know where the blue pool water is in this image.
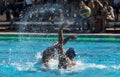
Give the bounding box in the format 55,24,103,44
0,35,120,77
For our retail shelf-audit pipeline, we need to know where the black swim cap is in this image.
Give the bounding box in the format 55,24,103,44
66,47,76,58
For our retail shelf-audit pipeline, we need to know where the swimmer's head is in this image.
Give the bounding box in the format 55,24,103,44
66,47,76,58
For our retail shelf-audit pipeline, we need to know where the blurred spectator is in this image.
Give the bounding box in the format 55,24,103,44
92,0,103,16
53,10,65,21
83,0,89,5
88,0,96,32
34,0,43,4
79,0,89,32
101,1,115,32
68,0,79,4
42,0,62,3
5,0,24,21
115,1,120,21
88,0,94,9
102,1,115,21
59,12,65,21
0,0,5,15
55,0,60,3
55,0,68,4
14,0,24,20
24,0,35,8
70,2,78,18
90,0,104,33
5,0,16,21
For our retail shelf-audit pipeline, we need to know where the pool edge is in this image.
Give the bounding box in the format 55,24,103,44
0,32,120,36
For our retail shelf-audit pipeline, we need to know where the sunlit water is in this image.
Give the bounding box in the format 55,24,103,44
0,37,120,77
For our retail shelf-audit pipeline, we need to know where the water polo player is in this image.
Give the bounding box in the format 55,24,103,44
58,47,76,69
42,22,77,67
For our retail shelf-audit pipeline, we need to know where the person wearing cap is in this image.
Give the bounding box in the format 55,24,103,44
58,47,76,69
65,47,76,67
42,22,77,67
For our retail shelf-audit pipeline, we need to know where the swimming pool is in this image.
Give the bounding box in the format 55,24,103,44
0,34,120,77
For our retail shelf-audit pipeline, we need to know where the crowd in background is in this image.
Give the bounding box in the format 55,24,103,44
0,0,120,33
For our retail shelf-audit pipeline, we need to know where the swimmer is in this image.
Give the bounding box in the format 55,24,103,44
57,22,77,69
58,47,76,69
42,22,77,67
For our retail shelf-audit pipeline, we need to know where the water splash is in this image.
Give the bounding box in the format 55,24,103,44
19,3,82,33
35,52,42,59
111,65,120,70
11,62,36,71
9,52,115,73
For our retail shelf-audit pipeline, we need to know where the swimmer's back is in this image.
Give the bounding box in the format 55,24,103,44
42,45,59,65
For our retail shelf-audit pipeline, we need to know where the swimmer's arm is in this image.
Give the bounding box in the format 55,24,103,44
58,22,67,55
58,26,64,45
63,35,77,45
58,22,68,45
58,23,77,45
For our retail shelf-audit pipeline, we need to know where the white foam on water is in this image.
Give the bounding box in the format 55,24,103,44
9,52,120,74
85,63,107,69
11,62,36,71
111,65,120,70
23,52,107,71
59,61,107,74
10,59,120,74
35,52,42,59
48,59,59,69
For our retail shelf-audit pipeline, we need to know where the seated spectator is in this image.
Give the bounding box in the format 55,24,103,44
102,1,115,21
100,1,115,33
